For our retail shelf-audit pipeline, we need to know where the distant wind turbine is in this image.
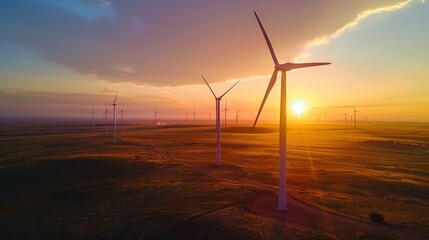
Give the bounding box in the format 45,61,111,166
193,107,196,124
201,76,239,166
90,107,95,130
185,109,188,121
103,104,111,136
353,106,359,128
252,11,330,211
209,112,212,121
344,112,348,125
112,90,118,144
154,107,160,125
119,105,125,133
221,99,230,127
235,110,240,126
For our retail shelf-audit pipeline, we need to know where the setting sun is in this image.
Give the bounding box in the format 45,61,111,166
292,101,306,116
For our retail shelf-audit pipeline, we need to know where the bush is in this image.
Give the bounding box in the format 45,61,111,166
369,212,384,223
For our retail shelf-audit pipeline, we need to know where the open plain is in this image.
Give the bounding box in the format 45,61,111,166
1,121,428,239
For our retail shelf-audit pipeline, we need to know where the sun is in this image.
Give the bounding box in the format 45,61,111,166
292,101,305,116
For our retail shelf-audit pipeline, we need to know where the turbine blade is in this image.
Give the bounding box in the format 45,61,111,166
113,90,118,104
252,70,278,129
219,80,240,98
254,11,279,65
201,76,217,98
289,62,331,70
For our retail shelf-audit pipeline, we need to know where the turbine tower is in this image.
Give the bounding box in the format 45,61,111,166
252,11,330,211
193,107,196,124
221,99,230,127
112,90,118,144
353,106,359,128
201,76,239,166
90,107,95,130
185,109,188,122
235,110,240,127
103,104,111,136
344,112,348,125
119,105,125,133
209,112,212,121
154,107,160,125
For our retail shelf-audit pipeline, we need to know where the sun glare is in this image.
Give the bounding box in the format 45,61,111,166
292,101,305,116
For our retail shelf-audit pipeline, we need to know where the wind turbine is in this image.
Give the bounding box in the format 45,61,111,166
209,112,212,121
119,105,125,133
90,107,95,130
154,107,160,125
193,107,196,124
235,110,240,126
185,109,188,122
221,99,230,127
344,112,348,125
201,76,239,166
252,11,330,211
112,90,118,144
103,104,111,136
353,106,359,128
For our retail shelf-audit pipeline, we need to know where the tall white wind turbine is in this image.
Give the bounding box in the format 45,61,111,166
103,104,111,136
201,76,239,166
112,90,118,144
252,11,330,211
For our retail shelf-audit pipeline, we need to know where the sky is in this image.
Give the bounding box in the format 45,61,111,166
0,0,428,122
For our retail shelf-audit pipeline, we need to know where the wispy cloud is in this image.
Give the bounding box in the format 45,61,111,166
305,0,413,48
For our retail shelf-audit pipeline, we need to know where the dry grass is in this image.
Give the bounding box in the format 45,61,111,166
0,121,428,239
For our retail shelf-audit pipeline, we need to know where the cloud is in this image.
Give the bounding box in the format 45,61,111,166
0,0,415,87
305,0,412,48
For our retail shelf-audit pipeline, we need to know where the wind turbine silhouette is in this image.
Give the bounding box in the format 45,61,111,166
353,106,359,128
185,109,188,121
193,107,196,124
252,11,330,211
209,112,212,121
119,105,125,133
344,112,348,125
153,107,160,125
103,104,111,136
90,107,95,130
235,110,240,127
221,99,230,127
201,76,239,166
112,90,118,144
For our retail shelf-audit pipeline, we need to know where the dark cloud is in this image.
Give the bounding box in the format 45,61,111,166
0,0,406,86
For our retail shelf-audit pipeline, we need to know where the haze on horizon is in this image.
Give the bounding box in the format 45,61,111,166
1,0,428,122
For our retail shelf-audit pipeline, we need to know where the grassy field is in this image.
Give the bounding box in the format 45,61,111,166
0,121,428,239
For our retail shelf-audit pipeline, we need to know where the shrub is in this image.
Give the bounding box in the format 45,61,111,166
369,212,384,223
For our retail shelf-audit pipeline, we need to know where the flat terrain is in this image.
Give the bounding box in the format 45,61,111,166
1,121,428,239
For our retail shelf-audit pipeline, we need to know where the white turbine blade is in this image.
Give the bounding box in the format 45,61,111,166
289,62,331,70
220,81,239,99
201,76,217,98
254,11,279,66
253,70,278,129
113,90,118,104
